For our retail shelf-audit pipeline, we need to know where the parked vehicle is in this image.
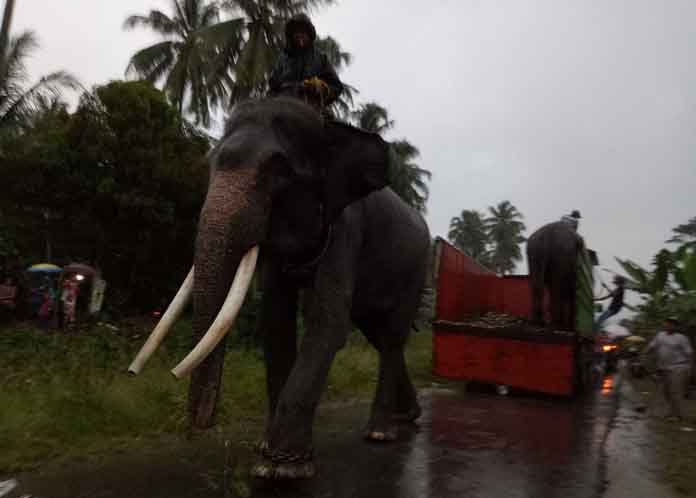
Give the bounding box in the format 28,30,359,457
58,263,107,325
431,238,598,397
25,263,62,317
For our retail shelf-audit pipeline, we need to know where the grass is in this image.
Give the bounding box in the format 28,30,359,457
629,375,696,496
0,319,433,472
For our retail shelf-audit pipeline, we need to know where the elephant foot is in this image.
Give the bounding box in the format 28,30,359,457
252,443,315,479
391,403,422,423
364,423,398,442
254,440,269,455
251,461,316,480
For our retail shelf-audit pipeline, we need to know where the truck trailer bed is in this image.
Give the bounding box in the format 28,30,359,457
431,239,596,397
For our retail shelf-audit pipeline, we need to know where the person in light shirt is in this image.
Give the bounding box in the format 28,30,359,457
643,317,694,422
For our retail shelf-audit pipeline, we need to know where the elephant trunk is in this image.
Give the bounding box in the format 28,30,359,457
186,168,269,429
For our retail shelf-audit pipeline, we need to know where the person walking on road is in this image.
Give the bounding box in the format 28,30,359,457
643,317,693,422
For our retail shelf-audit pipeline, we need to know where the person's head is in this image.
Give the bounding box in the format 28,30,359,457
285,14,316,52
570,210,582,220
614,275,626,288
292,29,311,49
663,317,679,333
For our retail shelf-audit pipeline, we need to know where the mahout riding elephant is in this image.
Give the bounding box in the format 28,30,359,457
129,97,431,479
526,221,585,330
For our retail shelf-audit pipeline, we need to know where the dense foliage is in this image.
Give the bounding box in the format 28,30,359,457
0,10,77,138
1,0,432,315
0,81,209,311
618,218,696,339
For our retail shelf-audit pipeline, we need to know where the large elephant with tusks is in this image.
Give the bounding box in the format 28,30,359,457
526,221,585,330
129,97,431,479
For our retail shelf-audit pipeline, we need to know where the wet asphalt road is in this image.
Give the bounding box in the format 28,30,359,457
3,370,671,498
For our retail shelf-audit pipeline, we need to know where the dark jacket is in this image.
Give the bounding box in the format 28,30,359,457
268,14,343,105
608,286,625,312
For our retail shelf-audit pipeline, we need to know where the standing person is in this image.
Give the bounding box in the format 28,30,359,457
37,278,55,329
268,14,343,115
595,275,626,328
643,317,693,422
61,278,78,329
0,276,17,320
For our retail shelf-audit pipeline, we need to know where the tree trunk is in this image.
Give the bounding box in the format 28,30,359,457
0,0,16,81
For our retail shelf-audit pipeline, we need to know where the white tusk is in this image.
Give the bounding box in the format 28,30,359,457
128,267,194,375
171,246,259,379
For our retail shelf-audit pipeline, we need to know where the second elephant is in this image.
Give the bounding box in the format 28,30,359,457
526,221,585,330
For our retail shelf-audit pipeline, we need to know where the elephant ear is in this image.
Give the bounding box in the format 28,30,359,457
322,122,390,219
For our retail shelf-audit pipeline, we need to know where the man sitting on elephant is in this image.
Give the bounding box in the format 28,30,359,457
268,14,343,114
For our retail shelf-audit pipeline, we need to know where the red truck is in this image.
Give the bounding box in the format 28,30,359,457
431,238,597,397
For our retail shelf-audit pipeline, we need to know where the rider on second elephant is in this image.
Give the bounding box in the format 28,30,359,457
560,209,581,232
268,14,343,113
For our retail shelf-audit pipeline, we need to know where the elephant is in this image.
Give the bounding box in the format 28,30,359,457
526,221,585,330
129,97,431,479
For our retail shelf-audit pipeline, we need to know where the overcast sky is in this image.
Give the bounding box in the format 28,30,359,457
12,0,696,332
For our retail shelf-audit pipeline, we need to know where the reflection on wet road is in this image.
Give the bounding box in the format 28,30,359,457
5,376,625,498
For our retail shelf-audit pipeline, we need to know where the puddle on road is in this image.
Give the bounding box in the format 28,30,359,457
6,382,627,498
0,480,18,498
603,373,680,498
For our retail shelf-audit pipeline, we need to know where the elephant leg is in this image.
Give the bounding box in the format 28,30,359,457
527,255,546,324
554,269,574,330
253,294,351,478
393,354,421,423
562,284,576,330
530,281,545,325
258,263,298,443
366,347,402,441
253,230,357,479
361,296,422,440
364,344,420,440
549,274,565,329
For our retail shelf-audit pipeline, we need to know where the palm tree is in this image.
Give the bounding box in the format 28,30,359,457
350,103,431,213
0,28,77,136
351,102,393,134
388,139,430,214
0,0,16,81
668,216,696,248
485,201,526,275
448,210,489,263
125,0,338,124
124,0,244,127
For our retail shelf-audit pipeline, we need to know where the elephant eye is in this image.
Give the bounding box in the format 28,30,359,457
258,152,294,192
263,152,293,177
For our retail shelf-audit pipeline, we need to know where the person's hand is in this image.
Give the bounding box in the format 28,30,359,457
303,77,330,97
